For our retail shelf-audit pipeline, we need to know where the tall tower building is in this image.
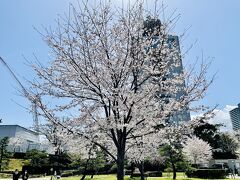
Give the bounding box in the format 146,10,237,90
143,17,191,123
168,35,191,123
230,104,240,131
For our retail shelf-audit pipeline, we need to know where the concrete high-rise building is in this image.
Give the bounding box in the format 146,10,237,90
230,104,240,131
145,17,191,123
167,35,191,123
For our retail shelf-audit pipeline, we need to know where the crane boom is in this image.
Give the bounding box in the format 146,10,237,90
0,56,39,133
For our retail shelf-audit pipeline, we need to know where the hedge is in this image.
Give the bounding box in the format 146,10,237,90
185,169,228,179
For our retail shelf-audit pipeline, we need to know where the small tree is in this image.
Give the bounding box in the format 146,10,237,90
86,150,106,179
183,136,212,165
159,126,187,180
66,136,98,180
0,137,10,171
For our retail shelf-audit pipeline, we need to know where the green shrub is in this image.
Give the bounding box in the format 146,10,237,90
124,170,131,175
164,167,173,173
176,161,190,172
147,171,162,177
185,169,228,179
185,166,197,175
108,164,117,174
61,170,80,177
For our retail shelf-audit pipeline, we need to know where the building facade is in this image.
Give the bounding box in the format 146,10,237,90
230,104,240,131
143,18,191,123
150,34,191,123
167,35,191,123
0,125,40,152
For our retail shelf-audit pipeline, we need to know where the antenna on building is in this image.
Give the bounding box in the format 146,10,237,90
0,56,39,133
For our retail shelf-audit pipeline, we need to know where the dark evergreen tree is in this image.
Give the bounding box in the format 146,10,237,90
0,137,10,171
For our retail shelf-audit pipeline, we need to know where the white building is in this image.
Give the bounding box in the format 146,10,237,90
0,125,40,152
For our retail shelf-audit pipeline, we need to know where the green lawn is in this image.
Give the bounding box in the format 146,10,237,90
60,173,237,180
6,158,29,171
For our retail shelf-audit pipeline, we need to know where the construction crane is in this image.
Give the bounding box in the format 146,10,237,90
0,56,39,133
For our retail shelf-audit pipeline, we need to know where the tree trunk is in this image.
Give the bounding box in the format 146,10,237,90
80,174,86,180
138,161,145,180
116,150,125,180
171,162,176,180
130,162,135,178
80,158,90,180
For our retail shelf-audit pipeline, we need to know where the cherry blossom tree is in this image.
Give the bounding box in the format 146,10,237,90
39,121,70,155
8,136,28,152
25,1,214,180
126,134,161,180
183,136,212,165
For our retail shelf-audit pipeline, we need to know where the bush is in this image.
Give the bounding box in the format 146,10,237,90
164,167,173,173
13,152,26,159
61,170,80,177
185,166,197,178
125,170,131,175
176,161,190,172
108,164,117,174
22,165,52,175
185,169,228,179
131,172,148,177
147,171,162,177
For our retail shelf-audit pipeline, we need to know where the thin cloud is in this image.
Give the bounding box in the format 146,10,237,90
191,105,237,133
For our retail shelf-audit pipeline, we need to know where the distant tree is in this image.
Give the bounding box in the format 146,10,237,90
219,134,238,154
8,136,27,152
182,136,212,165
0,137,10,171
39,121,69,155
193,120,221,149
67,136,99,180
86,150,106,179
159,126,188,180
25,149,49,167
160,144,183,179
194,121,238,159
127,135,160,180
213,133,239,159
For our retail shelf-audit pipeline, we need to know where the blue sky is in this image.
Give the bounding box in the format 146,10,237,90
0,0,240,128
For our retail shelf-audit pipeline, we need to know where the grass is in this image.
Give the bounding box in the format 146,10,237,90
0,158,29,179
5,158,29,171
60,173,239,180
0,173,12,179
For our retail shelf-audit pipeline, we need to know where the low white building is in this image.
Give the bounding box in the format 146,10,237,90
209,159,240,171
0,125,40,152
